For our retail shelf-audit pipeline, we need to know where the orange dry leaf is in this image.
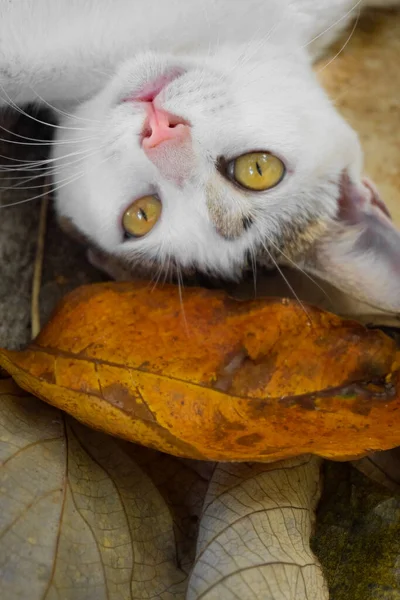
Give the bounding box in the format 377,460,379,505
0,281,399,462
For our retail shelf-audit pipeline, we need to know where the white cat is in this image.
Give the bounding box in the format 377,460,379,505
1,0,399,312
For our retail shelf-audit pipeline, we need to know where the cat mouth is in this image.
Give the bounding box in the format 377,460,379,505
122,68,192,165
122,68,185,104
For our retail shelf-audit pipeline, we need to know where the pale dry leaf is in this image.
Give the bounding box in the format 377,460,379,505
0,379,187,600
187,456,327,600
123,444,216,574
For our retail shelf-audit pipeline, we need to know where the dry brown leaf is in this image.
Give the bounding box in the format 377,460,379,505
187,457,327,600
1,281,400,463
352,448,400,493
0,379,188,600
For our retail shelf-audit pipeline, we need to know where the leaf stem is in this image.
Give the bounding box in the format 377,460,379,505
31,181,49,339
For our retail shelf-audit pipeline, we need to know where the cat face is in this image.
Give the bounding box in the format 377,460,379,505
53,48,400,311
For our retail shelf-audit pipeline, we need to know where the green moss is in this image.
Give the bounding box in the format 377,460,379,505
312,462,400,599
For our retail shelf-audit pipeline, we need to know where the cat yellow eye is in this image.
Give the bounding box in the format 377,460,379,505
229,152,285,191
122,195,162,238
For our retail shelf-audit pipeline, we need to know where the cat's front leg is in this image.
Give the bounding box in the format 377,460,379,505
87,249,137,282
58,214,134,282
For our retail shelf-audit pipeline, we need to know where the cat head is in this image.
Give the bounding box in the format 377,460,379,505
53,49,400,312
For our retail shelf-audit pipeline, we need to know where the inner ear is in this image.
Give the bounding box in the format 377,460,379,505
301,174,400,314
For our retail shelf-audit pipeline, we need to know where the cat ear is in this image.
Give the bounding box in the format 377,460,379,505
302,174,400,313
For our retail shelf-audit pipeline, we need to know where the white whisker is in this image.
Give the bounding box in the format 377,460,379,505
176,265,189,335
0,146,109,208
256,221,334,306
0,117,98,145
249,245,258,298
28,87,102,124
0,149,102,182
259,238,312,322
0,143,102,170
150,258,166,291
317,6,361,73
301,0,362,50
0,133,100,147
0,84,95,132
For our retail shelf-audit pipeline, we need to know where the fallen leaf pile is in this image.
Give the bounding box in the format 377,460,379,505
0,380,326,599
1,281,400,464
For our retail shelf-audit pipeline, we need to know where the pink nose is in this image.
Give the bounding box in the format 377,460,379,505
142,103,190,150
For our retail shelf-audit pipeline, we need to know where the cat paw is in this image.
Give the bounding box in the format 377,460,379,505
87,249,135,282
